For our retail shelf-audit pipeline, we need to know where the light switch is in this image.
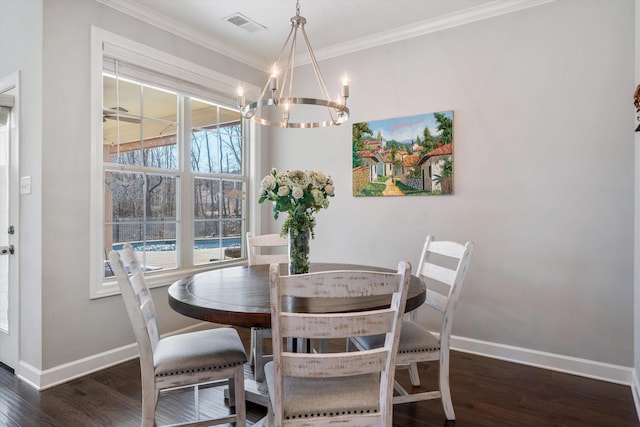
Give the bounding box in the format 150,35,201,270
20,176,31,194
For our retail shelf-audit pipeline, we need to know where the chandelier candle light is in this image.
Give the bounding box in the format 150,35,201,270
237,0,349,128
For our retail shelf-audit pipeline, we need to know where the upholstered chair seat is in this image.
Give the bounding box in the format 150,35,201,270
354,321,441,356
153,328,246,378
264,363,380,421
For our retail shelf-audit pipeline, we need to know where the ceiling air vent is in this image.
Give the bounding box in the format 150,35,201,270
224,13,266,33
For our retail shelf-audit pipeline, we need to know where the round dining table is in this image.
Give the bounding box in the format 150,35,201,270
168,262,426,329
168,262,425,408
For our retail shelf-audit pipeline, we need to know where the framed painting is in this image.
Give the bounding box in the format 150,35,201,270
352,110,453,196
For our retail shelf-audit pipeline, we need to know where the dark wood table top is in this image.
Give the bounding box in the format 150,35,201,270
168,262,426,328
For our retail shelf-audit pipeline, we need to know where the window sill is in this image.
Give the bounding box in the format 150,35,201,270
92,258,248,299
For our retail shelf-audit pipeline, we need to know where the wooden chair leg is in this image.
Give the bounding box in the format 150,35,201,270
254,330,266,383
249,328,257,366
266,395,275,427
439,352,455,420
234,366,247,427
228,377,236,407
193,385,199,420
141,381,157,427
408,361,420,386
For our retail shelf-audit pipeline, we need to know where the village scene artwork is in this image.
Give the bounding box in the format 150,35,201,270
352,110,453,197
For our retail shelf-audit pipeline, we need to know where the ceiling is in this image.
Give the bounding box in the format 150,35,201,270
98,0,551,70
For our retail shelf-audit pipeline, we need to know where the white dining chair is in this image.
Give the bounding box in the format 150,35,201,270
245,232,288,382
264,261,411,426
109,243,247,427
246,231,289,266
349,235,473,420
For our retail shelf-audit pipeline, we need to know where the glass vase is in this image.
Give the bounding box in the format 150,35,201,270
288,225,310,275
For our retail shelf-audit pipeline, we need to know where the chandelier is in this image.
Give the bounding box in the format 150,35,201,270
237,0,349,129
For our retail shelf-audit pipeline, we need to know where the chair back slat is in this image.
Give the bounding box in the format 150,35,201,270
251,253,288,265
428,240,468,259
420,262,457,287
129,271,146,296
279,270,402,298
283,349,388,378
280,309,396,340
425,289,449,313
246,232,288,266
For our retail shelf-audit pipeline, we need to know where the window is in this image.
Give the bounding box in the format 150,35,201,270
91,28,257,298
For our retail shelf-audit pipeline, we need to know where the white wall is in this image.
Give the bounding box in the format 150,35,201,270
269,0,635,368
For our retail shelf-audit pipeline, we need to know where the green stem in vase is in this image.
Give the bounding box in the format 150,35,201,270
288,221,310,275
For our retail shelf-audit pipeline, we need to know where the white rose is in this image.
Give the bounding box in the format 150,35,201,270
292,186,304,200
288,170,310,187
324,184,335,196
311,170,327,188
277,185,290,197
260,175,276,191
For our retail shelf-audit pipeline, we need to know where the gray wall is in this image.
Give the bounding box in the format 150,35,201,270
268,0,635,366
0,0,44,370
2,0,636,379
38,0,262,370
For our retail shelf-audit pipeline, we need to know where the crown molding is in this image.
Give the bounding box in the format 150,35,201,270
95,0,267,70
309,0,555,64
96,0,554,70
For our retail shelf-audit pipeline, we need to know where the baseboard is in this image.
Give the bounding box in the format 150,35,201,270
632,368,640,422
15,326,635,391
450,335,633,386
17,344,139,391
16,322,214,391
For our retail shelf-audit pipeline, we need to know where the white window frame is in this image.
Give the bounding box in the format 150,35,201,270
90,27,261,299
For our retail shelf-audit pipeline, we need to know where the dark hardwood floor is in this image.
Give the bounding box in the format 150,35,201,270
0,327,638,426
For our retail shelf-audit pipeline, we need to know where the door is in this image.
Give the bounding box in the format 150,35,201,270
0,73,18,370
